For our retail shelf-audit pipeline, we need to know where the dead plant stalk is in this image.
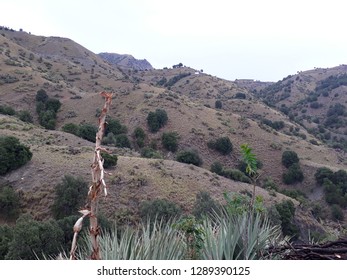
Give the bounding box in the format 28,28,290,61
70,91,113,260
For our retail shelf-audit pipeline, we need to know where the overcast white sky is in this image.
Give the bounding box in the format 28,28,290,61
2,0,347,81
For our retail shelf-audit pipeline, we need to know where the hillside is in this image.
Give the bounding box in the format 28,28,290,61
255,66,347,151
99,52,153,70
0,28,346,243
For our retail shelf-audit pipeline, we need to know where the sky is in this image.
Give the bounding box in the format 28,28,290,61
1,0,347,81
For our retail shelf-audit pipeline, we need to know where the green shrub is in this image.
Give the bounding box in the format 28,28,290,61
35,89,48,103
262,177,279,191
210,161,224,175
0,136,32,175
36,101,45,114
39,110,56,129
105,118,127,135
282,163,304,184
139,199,182,224
17,110,33,123
176,150,202,166
51,175,88,220
192,191,220,219
78,123,98,142
261,119,284,130
0,185,20,221
102,132,116,145
141,147,162,159
315,167,334,185
115,134,131,148
35,90,60,130
275,200,299,239
45,98,61,113
147,109,168,133
222,168,251,184
56,215,79,253
208,136,233,155
234,92,246,99
215,100,222,109
281,150,299,168
101,152,118,168
5,214,64,259
162,131,179,152
332,169,347,187
331,204,344,221
323,178,347,208
279,189,306,201
0,105,16,116
0,225,13,260
62,123,80,136
134,127,146,148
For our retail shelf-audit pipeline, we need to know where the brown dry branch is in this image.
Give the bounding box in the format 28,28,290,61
69,91,113,260
266,239,347,260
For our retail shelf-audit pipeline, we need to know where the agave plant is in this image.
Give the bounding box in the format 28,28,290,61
202,209,282,260
79,219,186,260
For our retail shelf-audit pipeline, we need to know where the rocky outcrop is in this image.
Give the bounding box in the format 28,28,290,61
99,52,153,70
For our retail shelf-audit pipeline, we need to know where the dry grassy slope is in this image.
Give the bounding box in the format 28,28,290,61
58,88,346,196
132,67,314,135
0,115,295,220
0,30,125,115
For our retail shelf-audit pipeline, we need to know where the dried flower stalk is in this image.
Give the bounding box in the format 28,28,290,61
69,91,113,260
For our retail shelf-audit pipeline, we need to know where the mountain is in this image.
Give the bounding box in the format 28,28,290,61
255,66,347,151
99,52,153,70
0,28,346,241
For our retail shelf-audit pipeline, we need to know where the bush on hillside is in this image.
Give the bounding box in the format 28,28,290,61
331,204,344,221
101,152,118,168
176,150,202,166
78,123,98,142
45,98,61,113
0,136,32,175
35,90,61,130
281,150,299,168
0,185,20,221
162,131,179,152
192,191,221,219
210,161,224,176
0,105,15,116
0,224,13,259
133,127,146,148
139,199,182,224
51,175,88,220
115,134,131,148
222,168,252,184
105,118,127,135
282,163,304,185
315,167,334,185
215,100,222,109
147,109,168,133
141,147,163,159
17,110,33,123
62,123,80,136
39,110,56,130
207,136,233,155
35,89,48,103
5,214,64,260
275,200,299,239
234,92,246,99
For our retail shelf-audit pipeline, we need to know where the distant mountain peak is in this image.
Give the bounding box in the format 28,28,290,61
99,52,153,70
